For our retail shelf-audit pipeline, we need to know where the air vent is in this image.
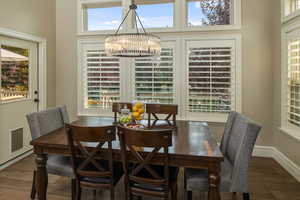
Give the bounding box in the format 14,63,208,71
11,128,23,153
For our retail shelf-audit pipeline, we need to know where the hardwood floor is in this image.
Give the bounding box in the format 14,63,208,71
0,155,299,200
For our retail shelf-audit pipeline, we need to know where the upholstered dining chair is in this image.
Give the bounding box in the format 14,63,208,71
27,106,76,200
118,126,179,200
65,124,123,200
184,112,262,200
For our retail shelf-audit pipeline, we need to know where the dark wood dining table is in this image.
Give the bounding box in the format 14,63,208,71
30,116,224,200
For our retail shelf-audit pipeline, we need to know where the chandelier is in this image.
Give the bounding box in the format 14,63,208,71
105,2,161,57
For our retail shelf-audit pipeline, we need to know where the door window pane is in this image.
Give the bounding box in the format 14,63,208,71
1,45,29,101
136,0,174,28
87,5,122,31
187,0,231,27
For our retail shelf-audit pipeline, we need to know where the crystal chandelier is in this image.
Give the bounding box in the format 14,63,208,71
105,2,161,57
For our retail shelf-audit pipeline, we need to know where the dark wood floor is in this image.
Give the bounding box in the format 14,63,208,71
0,155,299,200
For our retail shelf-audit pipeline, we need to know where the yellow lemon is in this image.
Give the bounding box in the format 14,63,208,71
132,112,140,119
136,116,142,121
132,106,138,112
138,108,145,114
135,102,143,108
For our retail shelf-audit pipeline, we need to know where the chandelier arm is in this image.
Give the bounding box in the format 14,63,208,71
115,7,132,35
134,10,147,34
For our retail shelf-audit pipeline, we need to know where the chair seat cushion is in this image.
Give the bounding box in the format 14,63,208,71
132,165,179,192
80,161,123,185
185,158,232,192
47,155,74,177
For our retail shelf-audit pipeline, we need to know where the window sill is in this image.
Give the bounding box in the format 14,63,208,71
278,126,300,142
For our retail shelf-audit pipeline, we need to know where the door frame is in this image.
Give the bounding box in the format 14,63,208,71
0,27,47,111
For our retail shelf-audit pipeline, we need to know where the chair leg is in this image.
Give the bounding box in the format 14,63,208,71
93,190,96,200
30,171,36,200
171,182,178,200
232,192,237,200
76,180,81,200
71,178,76,200
110,188,115,200
243,193,250,200
186,191,192,200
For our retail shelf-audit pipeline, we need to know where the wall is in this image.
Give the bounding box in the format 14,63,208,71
56,0,78,121
0,0,56,107
272,0,300,167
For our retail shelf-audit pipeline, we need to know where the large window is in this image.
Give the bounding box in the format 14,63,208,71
187,0,231,27
282,0,300,21
78,36,241,122
135,0,174,28
282,23,300,140
134,44,175,103
82,44,120,109
78,0,241,34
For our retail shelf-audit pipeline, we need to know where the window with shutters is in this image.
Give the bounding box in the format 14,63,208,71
286,39,300,127
283,0,300,20
186,40,238,121
82,44,120,110
134,44,175,104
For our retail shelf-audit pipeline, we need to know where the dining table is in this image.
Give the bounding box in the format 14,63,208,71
30,116,224,200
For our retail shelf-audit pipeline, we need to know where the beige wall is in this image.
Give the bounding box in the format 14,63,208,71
272,0,300,166
0,0,56,107
55,0,298,165
56,0,78,121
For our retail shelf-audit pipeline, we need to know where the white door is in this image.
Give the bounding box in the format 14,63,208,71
0,36,38,164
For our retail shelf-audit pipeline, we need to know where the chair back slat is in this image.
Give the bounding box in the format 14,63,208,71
65,124,116,181
146,104,178,129
118,126,172,198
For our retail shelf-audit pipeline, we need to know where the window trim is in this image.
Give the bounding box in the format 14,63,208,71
77,0,241,36
281,19,300,141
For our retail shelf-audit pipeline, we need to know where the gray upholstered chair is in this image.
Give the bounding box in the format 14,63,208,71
184,112,262,200
27,106,75,200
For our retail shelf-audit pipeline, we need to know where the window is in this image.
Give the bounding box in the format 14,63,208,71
287,39,300,127
135,0,174,28
187,0,231,27
283,0,300,20
134,44,175,103
85,3,122,31
1,45,29,101
186,40,238,121
83,44,120,109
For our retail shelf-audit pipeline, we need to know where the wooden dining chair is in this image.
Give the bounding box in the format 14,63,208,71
117,126,179,200
65,124,123,200
184,112,262,200
26,105,76,200
112,102,133,124
146,104,178,129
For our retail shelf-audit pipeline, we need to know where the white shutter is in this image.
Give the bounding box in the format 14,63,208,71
187,41,235,114
84,47,120,109
134,44,175,104
287,39,300,127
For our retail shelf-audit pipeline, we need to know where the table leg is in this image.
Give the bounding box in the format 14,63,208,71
208,164,221,200
35,153,48,200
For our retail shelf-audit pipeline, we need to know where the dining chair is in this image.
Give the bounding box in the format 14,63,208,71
146,104,178,129
184,112,262,200
26,105,76,200
118,126,179,200
65,124,123,200
112,102,133,124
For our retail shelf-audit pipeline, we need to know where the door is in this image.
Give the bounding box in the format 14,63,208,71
0,36,38,164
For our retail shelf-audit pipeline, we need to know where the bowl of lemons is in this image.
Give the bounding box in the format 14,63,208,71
132,101,145,124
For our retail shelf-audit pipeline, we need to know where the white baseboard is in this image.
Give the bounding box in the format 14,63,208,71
0,150,33,171
253,145,300,182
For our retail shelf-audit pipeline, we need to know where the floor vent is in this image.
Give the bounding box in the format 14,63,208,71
11,128,23,153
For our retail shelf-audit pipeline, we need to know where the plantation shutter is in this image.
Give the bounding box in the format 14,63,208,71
84,46,120,109
134,44,175,104
287,39,300,127
187,41,235,114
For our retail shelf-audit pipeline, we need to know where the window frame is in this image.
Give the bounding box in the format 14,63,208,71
281,20,300,141
77,34,241,122
77,0,241,36
282,0,300,23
